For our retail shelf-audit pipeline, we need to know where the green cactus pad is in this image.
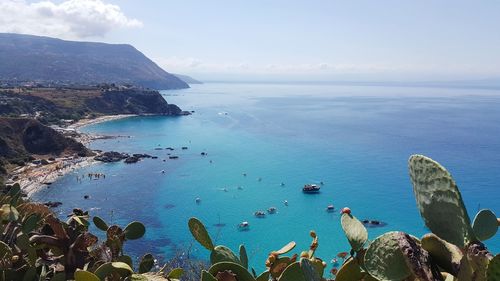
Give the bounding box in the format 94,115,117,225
421,233,464,275
364,231,411,281
300,258,321,281
408,154,474,247
94,262,133,279
93,216,109,231
188,217,214,250
472,209,498,241
487,255,500,281
124,221,146,240
255,271,270,281
74,270,100,281
341,213,368,251
278,262,306,281
201,270,218,281
167,268,184,279
211,245,241,265
275,241,296,255
208,262,256,281
335,257,363,281
240,244,249,269
138,253,155,273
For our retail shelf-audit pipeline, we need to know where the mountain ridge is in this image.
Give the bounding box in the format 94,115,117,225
0,33,189,90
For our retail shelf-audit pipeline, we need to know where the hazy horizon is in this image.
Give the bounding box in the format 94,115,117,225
1,1,499,82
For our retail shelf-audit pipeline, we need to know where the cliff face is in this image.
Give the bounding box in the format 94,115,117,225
0,87,184,124
85,89,182,115
0,33,189,90
0,117,91,166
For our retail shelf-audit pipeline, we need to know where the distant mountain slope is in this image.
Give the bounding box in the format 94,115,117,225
173,74,203,84
0,33,189,90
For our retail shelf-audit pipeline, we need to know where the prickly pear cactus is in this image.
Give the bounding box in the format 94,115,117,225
421,233,464,275
408,154,474,247
208,262,256,281
341,213,368,252
335,257,364,281
278,262,306,281
364,232,412,281
210,245,241,265
188,217,214,250
487,255,500,281
472,209,499,241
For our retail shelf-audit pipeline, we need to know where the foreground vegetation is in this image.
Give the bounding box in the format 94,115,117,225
0,154,497,280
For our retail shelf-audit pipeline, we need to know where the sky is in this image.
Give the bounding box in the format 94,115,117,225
1,0,500,82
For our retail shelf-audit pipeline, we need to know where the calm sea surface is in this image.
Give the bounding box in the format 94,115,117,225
33,82,500,271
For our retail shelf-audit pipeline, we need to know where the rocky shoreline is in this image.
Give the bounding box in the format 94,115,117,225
12,114,142,197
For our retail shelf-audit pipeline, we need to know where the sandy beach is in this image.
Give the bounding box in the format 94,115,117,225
13,114,136,197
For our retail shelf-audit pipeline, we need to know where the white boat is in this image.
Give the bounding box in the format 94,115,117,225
302,184,320,193
326,205,335,212
238,221,250,231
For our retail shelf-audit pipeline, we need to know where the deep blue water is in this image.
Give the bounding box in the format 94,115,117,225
33,83,500,272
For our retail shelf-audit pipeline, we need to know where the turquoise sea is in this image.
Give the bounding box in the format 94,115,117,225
33,82,500,271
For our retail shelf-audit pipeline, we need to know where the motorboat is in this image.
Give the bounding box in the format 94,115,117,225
254,211,266,218
326,205,335,212
302,184,320,193
267,207,277,214
237,221,250,231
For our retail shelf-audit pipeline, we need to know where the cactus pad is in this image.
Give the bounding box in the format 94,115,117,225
201,270,218,281
211,245,241,265
278,262,306,281
421,233,464,275
240,244,249,269
208,262,256,281
74,270,100,281
93,216,109,231
275,241,296,255
408,155,474,247
364,231,412,281
472,209,498,241
300,258,320,281
487,255,500,281
188,217,214,250
335,257,363,281
341,213,368,251
124,221,146,240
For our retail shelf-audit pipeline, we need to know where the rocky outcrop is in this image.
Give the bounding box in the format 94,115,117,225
0,117,92,178
0,87,187,125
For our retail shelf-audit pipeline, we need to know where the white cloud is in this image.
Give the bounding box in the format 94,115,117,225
0,0,142,39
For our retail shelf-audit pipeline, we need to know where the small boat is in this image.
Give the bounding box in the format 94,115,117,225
237,221,250,231
326,205,335,212
237,186,244,190
195,197,201,204
267,207,277,214
254,211,266,218
284,200,288,206
302,184,320,193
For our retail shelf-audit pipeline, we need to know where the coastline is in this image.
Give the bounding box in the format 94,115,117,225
16,114,137,198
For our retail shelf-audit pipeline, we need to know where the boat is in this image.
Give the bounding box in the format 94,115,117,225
254,211,266,218
237,221,250,231
326,205,335,212
302,184,320,193
284,200,288,206
267,207,277,214
195,197,201,204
